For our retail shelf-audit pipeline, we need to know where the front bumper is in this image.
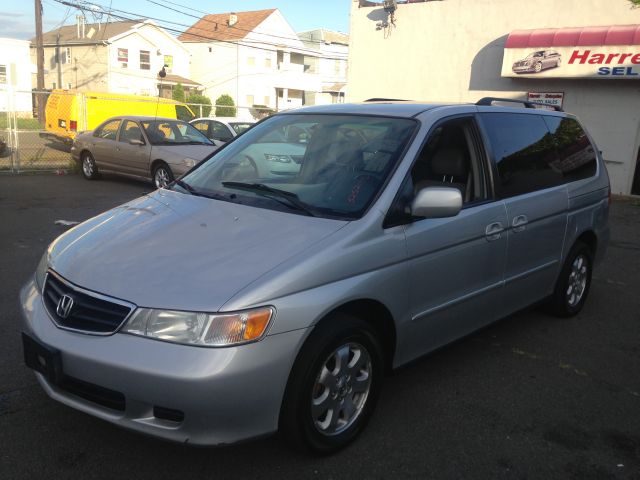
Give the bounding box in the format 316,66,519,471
20,279,309,446
512,65,535,73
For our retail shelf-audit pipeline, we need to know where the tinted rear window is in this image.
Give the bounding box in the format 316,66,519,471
542,116,597,182
481,112,563,198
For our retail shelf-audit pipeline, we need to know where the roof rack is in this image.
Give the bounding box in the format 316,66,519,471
364,98,409,102
475,97,563,112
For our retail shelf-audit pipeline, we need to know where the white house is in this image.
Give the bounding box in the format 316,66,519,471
0,38,34,117
32,19,199,97
298,29,349,105
180,9,323,115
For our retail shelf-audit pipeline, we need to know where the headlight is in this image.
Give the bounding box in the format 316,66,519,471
121,306,274,347
264,154,292,163
35,251,49,292
182,158,197,168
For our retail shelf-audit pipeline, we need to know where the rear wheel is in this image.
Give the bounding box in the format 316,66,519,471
280,313,383,453
152,162,174,189
81,151,99,180
547,241,593,317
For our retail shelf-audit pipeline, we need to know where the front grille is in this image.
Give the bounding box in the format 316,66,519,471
42,272,134,334
60,375,126,411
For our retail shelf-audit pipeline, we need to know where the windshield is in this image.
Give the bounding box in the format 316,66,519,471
229,122,254,135
178,114,417,220
525,51,544,59
141,119,213,146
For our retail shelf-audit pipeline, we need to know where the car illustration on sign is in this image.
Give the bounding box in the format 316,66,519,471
512,50,562,73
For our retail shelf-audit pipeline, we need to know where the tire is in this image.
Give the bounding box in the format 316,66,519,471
81,151,99,180
280,313,383,454
152,162,174,189
534,62,543,73
547,242,593,317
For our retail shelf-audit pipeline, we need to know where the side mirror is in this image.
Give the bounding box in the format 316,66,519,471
411,187,462,219
129,139,145,146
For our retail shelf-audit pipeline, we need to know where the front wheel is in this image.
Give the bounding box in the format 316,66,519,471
280,314,383,453
81,152,99,180
547,242,593,317
534,61,543,73
152,162,174,189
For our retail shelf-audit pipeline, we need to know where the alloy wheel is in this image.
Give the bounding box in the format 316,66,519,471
311,342,372,436
567,254,588,307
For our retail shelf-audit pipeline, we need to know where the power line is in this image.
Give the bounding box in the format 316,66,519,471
52,0,348,60
144,0,347,48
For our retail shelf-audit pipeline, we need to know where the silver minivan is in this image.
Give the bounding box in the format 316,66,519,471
21,98,610,452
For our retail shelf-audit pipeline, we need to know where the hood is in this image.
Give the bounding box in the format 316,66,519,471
152,143,218,161
48,189,347,312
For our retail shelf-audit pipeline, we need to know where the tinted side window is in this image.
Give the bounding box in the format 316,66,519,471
212,122,233,142
481,113,562,198
543,116,597,182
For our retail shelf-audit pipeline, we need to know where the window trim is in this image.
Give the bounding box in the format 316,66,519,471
383,113,496,229
139,50,151,70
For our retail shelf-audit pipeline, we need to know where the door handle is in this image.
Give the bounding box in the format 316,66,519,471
485,222,504,241
511,214,528,233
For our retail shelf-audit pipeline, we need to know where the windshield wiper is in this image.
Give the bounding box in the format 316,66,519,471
172,179,199,195
221,181,316,217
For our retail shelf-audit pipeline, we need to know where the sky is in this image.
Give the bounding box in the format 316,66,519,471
1,0,352,41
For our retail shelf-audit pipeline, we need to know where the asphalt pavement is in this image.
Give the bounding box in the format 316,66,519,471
0,173,639,479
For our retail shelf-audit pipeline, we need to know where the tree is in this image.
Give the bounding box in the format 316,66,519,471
172,83,185,102
215,94,237,117
186,93,212,117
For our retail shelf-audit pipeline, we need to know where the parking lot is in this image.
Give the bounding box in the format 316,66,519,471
0,173,639,479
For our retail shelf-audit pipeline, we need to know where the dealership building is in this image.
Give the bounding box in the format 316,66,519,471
348,0,640,195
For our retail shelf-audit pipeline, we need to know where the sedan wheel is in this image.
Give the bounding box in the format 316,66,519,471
153,163,174,189
81,152,99,180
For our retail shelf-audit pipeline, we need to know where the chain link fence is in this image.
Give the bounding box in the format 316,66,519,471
1,88,276,173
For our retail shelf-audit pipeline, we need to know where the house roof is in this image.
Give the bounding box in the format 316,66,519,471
162,74,201,87
35,20,142,46
298,29,349,46
178,9,276,43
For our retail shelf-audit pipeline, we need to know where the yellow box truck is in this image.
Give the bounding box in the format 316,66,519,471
44,90,195,143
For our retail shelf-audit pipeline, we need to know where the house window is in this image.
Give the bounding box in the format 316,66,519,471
246,95,254,106
0,65,6,84
67,83,72,90
265,58,272,68
140,50,151,70
118,48,128,68
163,55,173,73
334,60,341,76
264,96,270,106
52,82,57,89
247,57,255,66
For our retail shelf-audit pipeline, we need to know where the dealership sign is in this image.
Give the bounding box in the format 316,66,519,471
502,25,640,79
528,92,564,109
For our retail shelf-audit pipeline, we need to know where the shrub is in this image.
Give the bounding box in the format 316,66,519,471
215,94,237,117
186,93,212,117
172,83,185,102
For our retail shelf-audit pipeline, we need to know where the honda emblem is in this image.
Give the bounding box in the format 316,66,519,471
56,295,74,319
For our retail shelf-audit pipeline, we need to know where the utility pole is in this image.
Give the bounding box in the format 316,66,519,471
34,0,46,124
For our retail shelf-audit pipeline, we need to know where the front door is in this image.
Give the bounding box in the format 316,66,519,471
400,115,508,360
114,120,151,177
